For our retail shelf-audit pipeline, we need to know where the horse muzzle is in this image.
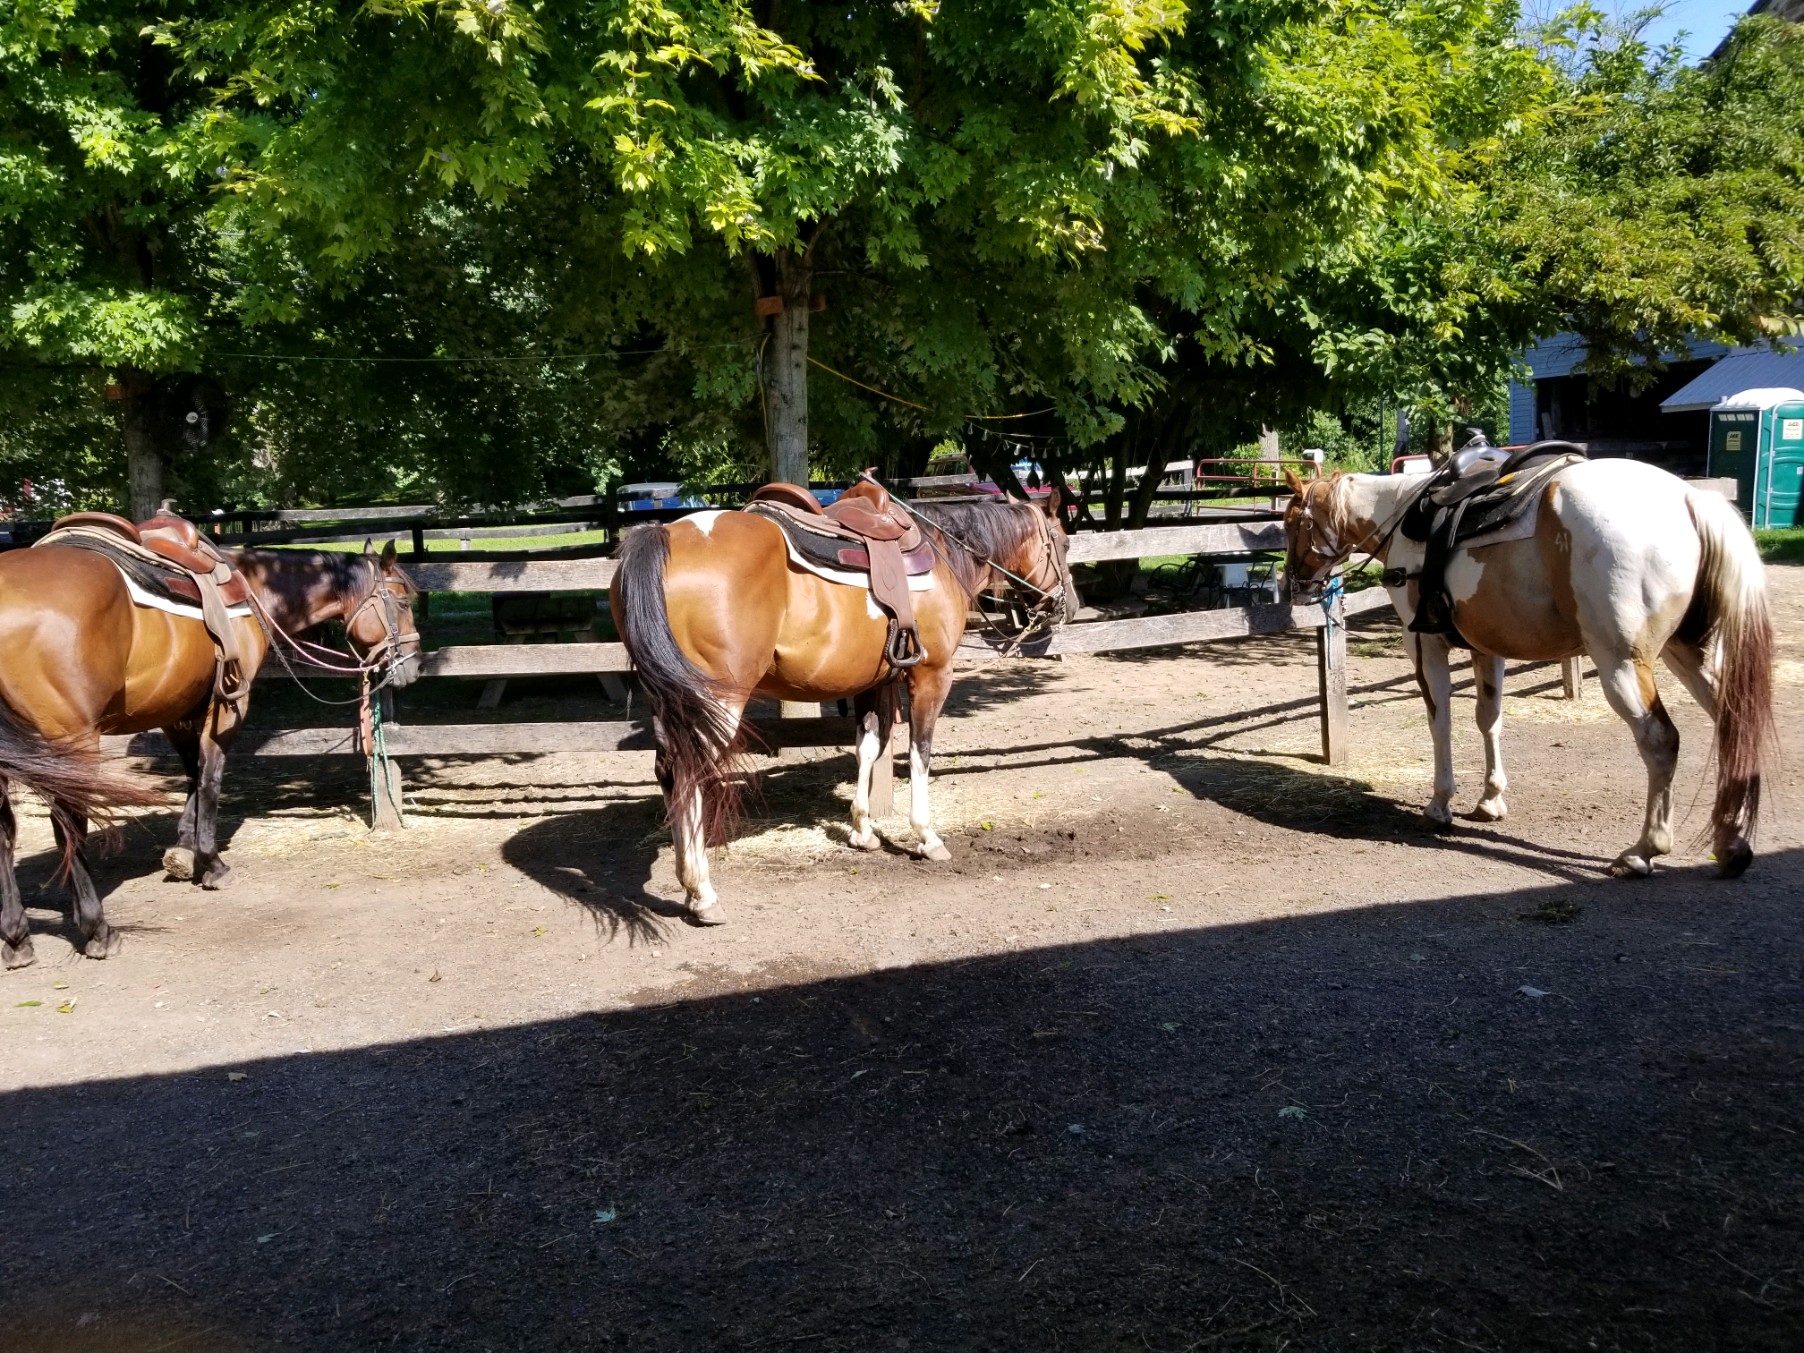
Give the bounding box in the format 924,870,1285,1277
386,649,423,689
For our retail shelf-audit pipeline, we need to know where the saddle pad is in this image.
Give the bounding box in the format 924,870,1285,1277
121,569,255,620
34,531,254,619
1453,455,1578,550
773,526,938,594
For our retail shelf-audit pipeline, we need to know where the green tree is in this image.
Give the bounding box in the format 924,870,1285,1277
0,0,240,515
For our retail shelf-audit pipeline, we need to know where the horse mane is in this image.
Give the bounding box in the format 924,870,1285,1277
909,498,1042,597
1310,471,1362,543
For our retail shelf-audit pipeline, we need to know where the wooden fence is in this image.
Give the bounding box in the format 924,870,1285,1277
107,517,1421,826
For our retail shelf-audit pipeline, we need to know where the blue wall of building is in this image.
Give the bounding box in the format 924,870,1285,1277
1508,381,1537,444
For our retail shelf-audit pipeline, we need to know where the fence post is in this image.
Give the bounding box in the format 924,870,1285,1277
1560,657,1585,700
1316,599,1349,767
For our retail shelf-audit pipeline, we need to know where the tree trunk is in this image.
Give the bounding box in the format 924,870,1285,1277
1257,425,1281,509
765,247,811,485
1103,439,1130,529
1126,411,1175,530
122,372,170,519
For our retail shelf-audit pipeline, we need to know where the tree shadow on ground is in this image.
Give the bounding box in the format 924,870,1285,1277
5,854,1802,1352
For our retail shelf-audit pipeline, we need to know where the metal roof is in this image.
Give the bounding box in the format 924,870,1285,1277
1518,333,1732,381
1661,348,1804,412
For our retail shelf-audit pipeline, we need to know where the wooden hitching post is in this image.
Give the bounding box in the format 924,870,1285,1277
1316,597,1349,767
1560,657,1585,700
371,688,406,830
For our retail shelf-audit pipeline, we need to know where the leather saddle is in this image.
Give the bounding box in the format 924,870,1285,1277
45,511,251,607
39,509,255,713
1397,438,1586,645
746,472,936,672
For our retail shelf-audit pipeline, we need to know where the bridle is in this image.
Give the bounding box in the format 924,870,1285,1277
248,558,419,704
1290,475,1425,594
901,494,1073,655
343,566,419,670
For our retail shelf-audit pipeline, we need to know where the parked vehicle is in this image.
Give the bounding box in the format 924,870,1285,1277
615,482,707,513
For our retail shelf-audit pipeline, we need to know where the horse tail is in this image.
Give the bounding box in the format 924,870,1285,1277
0,700,164,879
612,524,746,844
1685,488,1776,876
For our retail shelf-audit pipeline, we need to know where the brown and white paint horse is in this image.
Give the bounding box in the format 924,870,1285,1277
611,493,1076,919
0,541,420,967
1284,460,1774,878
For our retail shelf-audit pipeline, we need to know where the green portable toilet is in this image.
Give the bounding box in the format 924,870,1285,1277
1708,387,1804,528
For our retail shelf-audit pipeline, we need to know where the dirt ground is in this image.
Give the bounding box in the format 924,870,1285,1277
4,567,1803,1352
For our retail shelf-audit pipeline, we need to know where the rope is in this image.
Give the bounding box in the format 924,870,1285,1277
804,356,1052,422
361,674,404,829
1319,575,1345,670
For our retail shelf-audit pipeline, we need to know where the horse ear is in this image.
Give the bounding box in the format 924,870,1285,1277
362,537,375,556
1282,467,1305,497
1039,488,1061,519
380,539,398,570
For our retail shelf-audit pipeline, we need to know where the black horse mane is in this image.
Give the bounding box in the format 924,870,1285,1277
908,498,1043,597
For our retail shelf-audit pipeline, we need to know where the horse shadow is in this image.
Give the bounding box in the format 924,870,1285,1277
499,794,685,946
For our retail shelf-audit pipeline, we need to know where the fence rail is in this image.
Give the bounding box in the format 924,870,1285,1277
105,514,1387,825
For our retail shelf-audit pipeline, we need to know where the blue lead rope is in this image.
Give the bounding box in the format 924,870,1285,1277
1320,575,1345,670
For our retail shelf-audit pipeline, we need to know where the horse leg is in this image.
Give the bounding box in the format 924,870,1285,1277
1470,653,1509,822
0,782,32,970
906,665,953,862
161,719,203,881
1592,650,1680,878
847,688,891,851
1404,629,1458,828
661,700,745,919
53,808,119,959
191,726,236,890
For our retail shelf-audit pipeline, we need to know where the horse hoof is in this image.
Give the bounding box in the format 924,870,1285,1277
684,904,725,927
199,861,234,891
83,930,122,960
1608,853,1653,879
1471,798,1507,823
2,938,35,970
918,842,952,863
1717,839,1753,879
1424,807,1455,833
163,847,195,881
849,831,882,852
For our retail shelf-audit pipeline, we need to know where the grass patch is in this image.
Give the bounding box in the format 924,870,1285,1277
1756,528,1804,565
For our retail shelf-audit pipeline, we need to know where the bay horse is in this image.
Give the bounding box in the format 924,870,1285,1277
611,488,1076,919
1283,459,1774,877
0,538,420,967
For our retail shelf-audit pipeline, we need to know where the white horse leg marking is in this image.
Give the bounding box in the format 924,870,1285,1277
671,782,718,913
1471,653,1509,821
663,699,743,916
848,706,884,851
1593,651,1680,877
909,738,950,862
1405,629,1457,826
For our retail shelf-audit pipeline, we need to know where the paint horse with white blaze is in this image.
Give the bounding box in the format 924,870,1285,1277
1284,458,1774,877
611,485,1076,920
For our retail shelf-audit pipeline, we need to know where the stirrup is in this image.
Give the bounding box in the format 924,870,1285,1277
884,619,924,673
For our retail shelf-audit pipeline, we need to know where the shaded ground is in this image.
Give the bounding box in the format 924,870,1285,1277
3,569,1802,1351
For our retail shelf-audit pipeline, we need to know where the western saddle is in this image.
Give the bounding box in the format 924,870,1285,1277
1395,436,1587,645
745,472,937,672
36,509,255,714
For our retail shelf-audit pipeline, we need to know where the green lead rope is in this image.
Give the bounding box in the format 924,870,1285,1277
364,675,404,828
